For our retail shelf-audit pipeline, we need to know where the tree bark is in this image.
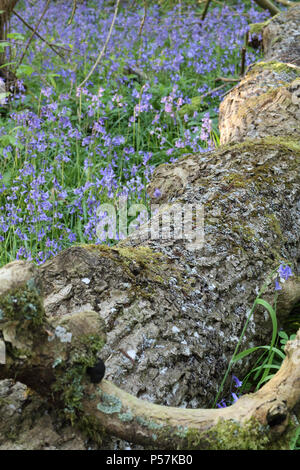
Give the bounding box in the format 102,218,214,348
0,0,19,86
0,4,300,451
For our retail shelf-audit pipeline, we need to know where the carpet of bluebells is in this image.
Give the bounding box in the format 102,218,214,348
0,0,269,267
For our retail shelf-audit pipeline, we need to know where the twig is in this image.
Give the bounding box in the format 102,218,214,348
16,0,51,69
252,0,280,16
127,0,138,12
13,9,66,61
138,0,147,37
274,0,296,5
240,47,246,77
216,77,240,83
67,0,77,26
201,0,212,21
119,348,135,365
123,63,149,83
221,83,239,99
78,0,120,89
200,83,228,99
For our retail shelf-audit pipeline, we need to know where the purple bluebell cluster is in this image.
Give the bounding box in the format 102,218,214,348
217,375,243,408
0,1,268,266
275,264,294,291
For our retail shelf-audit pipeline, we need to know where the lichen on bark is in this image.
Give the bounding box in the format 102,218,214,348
0,3,300,451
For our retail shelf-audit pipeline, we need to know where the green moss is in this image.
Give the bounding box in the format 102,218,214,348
184,417,291,450
84,244,163,275
249,61,300,78
259,136,300,153
84,243,185,291
249,18,273,35
75,334,106,366
52,362,87,424
221,135,300,157
51,332,106,425
0,279,45,328
265,213,284,239
78,414,106,447
231,224,257,243
117,246,164,269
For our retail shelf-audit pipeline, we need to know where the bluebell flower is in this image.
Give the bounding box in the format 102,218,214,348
232,375,242,388
278,264,293,281
153,188,161,198
216,399,227,408
231,393,239,403
275,264,293,291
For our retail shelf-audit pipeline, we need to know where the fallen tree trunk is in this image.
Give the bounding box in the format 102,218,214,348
0,4,300,450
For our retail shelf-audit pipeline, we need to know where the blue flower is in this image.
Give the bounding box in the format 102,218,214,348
216,399,227,408
231,393,239,403
278,264,293,281
232,375,242,388
275,264,293,291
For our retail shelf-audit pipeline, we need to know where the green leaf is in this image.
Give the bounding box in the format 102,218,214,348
8,135,17,145
254,298,278,347
278,330,288,340
0,62,16,69
0,92,9,104
16,64,34,77
0,42,11,52
0,134,12,146
289,425,300,450
2,171,12,185
256,374,276,389
232,345,285,363
252,363,281,373
231,346,262,362
46,73,60,89
7,32,25,41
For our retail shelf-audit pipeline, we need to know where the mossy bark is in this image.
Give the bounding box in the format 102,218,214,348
0,4,300,450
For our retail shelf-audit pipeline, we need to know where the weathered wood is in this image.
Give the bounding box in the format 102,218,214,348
0,4,300,450
0,258,300,449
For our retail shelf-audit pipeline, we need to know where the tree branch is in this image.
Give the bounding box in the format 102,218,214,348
78,0,120,89
16,0,50,69
253,0,280,16
12,9,66,61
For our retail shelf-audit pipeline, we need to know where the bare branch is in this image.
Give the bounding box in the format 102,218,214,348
201,0,212,21
78,0,120,90
16,0,50,69
12,9,66,61
253,0,280,16
67,0,77,26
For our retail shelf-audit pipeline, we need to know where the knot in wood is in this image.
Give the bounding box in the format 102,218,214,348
266,401,288,427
